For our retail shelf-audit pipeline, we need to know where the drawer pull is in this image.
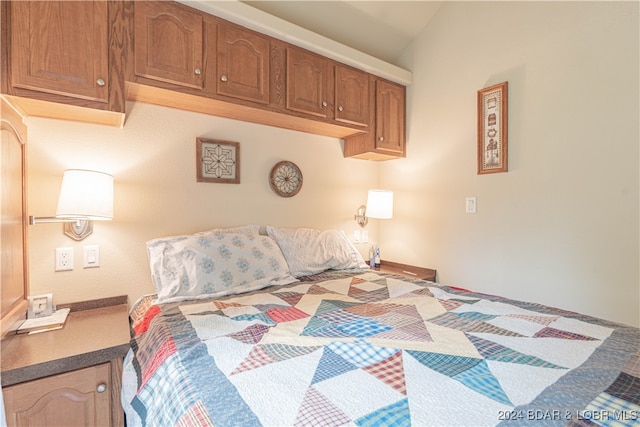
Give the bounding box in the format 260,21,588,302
96,383,107,393
220,75,228,82
194,68,202,75
96,78,106,87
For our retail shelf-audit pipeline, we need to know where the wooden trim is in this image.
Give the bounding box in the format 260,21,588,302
57,295,129,313
0,96,29,339
110,358,125,426
2,95,125,128
378,260,437,282
126,82,364,139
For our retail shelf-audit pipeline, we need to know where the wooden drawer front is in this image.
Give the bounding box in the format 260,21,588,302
10,1,109,103
3,363,112,427
134,1,204,89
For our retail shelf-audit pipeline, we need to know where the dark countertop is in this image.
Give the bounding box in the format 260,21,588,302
1,297,131,387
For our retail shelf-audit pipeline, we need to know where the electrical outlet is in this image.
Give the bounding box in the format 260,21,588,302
55,247,74,271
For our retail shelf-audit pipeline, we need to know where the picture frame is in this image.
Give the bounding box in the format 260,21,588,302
196,138,240,184
477,81,508,174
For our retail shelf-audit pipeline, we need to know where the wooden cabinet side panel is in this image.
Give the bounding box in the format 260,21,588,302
134,1,203,89
10,1,109,103
217,23,270,104
270,40,286,109
107,0,132,114
3,364,112,427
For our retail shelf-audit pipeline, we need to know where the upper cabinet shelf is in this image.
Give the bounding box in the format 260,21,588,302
2,0,406,160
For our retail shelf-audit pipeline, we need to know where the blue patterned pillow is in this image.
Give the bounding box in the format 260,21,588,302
147,232,297,303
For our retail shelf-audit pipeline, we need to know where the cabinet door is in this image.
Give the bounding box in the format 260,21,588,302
134,1,204,89
217,23,270,104
375,80,405,154
10,1,108,103
335,65,369,127
3,364,112,427
286,48,329,118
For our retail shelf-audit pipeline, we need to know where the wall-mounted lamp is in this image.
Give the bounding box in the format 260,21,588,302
29,169,114,241
354,189,394,228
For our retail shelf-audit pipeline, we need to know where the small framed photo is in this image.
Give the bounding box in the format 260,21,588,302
196,138,240,183
477,81,508,174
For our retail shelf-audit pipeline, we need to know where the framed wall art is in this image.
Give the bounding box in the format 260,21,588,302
477,81,508,174
196,138,240,183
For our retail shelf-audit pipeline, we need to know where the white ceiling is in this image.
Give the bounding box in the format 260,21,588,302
241,1,443,64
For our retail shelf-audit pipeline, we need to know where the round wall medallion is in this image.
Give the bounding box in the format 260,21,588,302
269,160,303,197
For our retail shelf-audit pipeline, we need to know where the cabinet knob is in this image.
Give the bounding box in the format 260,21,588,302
338,106,344,112
194,68,202,75
96,78,106,87
220,75,228,82
96,383,107,393
322,101,327,107
378,136,384,142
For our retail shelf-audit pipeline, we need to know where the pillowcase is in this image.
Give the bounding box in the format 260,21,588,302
195,224,260,237
265,226,369,277
146,231,297,304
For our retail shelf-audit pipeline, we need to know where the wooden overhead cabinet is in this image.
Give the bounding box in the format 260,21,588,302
334,65,369,128
134,1,204,90
2,0,126,127
217,22,270,105
343,78,406,160
286,47,330,118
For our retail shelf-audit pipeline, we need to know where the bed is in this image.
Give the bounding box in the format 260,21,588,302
121,226,640,426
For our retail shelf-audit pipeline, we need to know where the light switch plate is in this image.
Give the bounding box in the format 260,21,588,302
83,245,100,268
466,196,477,214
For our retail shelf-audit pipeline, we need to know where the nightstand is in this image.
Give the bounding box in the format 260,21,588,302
375,260,437,281
1,296,130,427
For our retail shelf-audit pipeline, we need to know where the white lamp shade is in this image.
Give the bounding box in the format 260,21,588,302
366,189,393,219
56,169,113,220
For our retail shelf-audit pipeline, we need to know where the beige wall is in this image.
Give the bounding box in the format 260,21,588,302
381,1,639,326
24,1,639,327
26,103,380,307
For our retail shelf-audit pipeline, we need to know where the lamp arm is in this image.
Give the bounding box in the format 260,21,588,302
29,216,86,225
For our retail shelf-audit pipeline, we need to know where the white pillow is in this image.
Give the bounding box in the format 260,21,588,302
147,232,297,304
265,226,369,277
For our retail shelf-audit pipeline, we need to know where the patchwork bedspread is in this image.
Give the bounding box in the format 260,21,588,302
122,270,640,426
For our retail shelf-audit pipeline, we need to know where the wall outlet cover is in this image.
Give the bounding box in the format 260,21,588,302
55,247,74,271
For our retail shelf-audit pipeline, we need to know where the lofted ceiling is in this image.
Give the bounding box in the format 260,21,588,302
241,1,443,64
